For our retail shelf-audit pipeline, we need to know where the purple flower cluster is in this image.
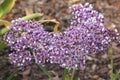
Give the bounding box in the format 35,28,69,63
9,51,32,68
4,3,120,70
4,20,44,51
69,3,104,27
4,19,52,69
48,3,120,69
48,32,86,69
68,3,120,54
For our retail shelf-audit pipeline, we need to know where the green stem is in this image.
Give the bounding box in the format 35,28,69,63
38,65,52,80
109,46,114,80
112,70,120,80
71,69,76,80
62,68,69,80
109,46,120,80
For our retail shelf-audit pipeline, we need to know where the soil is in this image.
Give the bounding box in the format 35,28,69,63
0,0,120,80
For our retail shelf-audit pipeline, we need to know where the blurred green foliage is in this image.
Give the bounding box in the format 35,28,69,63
0,0,16,18
0,0,15,51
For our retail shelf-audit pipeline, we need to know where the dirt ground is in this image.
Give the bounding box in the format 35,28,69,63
0,0,120,80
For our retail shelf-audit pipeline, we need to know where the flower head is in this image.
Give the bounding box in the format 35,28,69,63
69,3,104,27
47,3,120,69
4,19,44,51
9,51,32,70
4,19,51,68
68,3,120,55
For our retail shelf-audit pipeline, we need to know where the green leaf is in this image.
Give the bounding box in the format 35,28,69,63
62,68,69,80
0,0,16,18
0,6,3,17
0,27,9,37
20,13,43,20
71,69,76,80
0,40,6,50
65,75,70,80
112,70,120,80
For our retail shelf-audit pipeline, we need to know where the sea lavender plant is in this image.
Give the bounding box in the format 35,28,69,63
3,2,120,80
